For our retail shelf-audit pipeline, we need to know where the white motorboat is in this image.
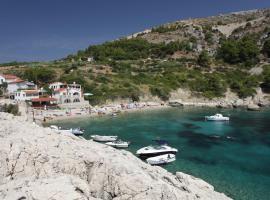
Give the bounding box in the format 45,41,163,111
146,154,176,165
105,140,130,148
71,128,84,136
50,125,71,134
50,125,84,136
136,145,178,157
205,113,229,121
91,135,118,142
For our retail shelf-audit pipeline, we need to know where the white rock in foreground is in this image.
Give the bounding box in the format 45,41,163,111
0,113,232,200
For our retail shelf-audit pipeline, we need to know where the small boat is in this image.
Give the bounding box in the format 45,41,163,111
205,113,229,121
91,135,118,142
136,145,178,158
49,125,71,134
146,154,176,165
105,140,130,148
111,113,117,117
50,125,84,136
71,128,84,136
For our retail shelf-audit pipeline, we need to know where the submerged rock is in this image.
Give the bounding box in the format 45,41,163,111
0,112,231,200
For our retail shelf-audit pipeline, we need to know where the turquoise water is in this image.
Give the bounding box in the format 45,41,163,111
49,107,270,200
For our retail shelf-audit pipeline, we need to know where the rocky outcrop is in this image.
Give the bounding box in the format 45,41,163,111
0,112,231,200
169,88,270,109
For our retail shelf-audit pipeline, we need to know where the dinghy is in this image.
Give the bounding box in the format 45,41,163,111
91,135,118,142
146,154,176,165
105,140,130,148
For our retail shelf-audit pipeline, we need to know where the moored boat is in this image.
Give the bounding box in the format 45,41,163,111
205,113,229,121
49,125,84,136
71,128,84,136
136,145,178,158
146,154,176,165
91,135,118,142
105,140,130,148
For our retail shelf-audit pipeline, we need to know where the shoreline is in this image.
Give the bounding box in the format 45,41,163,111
39,103,170,125
35,101,269,125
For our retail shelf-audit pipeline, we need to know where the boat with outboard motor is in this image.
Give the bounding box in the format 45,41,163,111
205,113,229,121
105,140,130,148
91,135,118,142
146,154,176,165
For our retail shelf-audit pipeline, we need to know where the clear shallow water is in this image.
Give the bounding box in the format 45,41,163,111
49,107,270,200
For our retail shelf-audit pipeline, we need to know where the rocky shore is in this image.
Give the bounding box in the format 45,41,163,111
0,112,231,200
169,88,270,110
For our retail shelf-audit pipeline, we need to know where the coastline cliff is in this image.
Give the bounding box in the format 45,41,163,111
0,112,231,200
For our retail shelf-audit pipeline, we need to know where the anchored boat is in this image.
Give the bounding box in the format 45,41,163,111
50,125,84,136
71,128,84,136
91,135,118,142
105,140,130,148
136,145,178,158
205,113,229,121
146,154,176,165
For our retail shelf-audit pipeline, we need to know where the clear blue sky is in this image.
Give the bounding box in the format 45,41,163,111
1,0,270,63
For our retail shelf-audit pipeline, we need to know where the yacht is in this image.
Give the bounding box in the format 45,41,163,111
146,154,176,165
91,135,118,142
136,145,178,157
105,140,130,148
205,113,229,121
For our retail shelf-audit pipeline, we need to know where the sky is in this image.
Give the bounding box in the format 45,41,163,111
1,0,270,63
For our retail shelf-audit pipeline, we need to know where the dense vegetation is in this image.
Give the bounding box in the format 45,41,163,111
69,38,194,62
217,35,260,66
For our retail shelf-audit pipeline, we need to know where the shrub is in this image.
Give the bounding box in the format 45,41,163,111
150,86,170,101
262,38,270,58
197,51,211,67
1,104,20,115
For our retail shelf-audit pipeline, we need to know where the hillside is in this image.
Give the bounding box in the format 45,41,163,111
1,8,270,105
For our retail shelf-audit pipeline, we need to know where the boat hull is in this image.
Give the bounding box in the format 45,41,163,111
146,154,176,165
91,135,118,142
137,151,177,159
205,117,229,121
105,143,129,148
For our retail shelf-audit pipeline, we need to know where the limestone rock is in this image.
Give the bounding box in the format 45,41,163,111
0,112,231,200
247,104,260,111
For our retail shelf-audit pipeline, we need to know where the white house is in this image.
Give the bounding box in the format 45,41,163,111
7,80,36,94
87,57,94,62
14,90,39,101
2,75,19,83
49,82,67,90
49,82,88,107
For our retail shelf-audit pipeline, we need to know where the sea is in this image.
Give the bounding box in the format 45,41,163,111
48,107,270,200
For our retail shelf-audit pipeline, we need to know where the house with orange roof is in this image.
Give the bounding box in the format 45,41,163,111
2,75,19,83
